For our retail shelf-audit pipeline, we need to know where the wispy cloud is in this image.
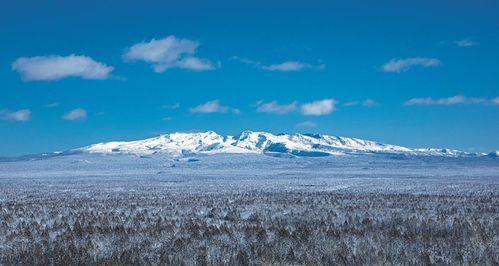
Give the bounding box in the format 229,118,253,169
455,39,478,47
123,36,216,72
255,100,297,114
0,109,31,121
404,95,497,106
362,99,376,107
12,55,113,81
232,56,325,72
342,101,357,107
343,99,376,107
190,100,239,114
301,99,336,116
161,103,180,109
381,57,441,73
296,121,317,128
163,116,173,121
63,108,87,120
44,102,60,108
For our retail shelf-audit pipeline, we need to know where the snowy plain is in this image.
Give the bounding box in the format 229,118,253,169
0,151,498,265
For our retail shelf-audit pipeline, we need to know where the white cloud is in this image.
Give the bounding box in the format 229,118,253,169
296,121,317,128
63,108,87,120
255,100,297,114
12,55,113,81
404,95,490,106
163,116,173,121
175,57,216,71
455,39,478,47
123,36,216,72
190,100,238,114
381,57,441,73
232,56,324,72
0,109,31,121
301,99,336,116
493,97,499,105
262,61,325,72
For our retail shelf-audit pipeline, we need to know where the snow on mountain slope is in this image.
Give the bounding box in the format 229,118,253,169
81,131,253,156
77,131,480,157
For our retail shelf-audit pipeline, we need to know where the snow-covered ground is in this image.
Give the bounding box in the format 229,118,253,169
0,153,498,264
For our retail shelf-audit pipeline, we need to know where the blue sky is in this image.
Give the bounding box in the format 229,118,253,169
1,0,499,156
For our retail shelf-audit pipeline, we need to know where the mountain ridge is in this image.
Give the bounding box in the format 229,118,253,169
77,131,482,158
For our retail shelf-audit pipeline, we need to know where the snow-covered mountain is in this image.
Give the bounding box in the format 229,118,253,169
77,131,479,157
